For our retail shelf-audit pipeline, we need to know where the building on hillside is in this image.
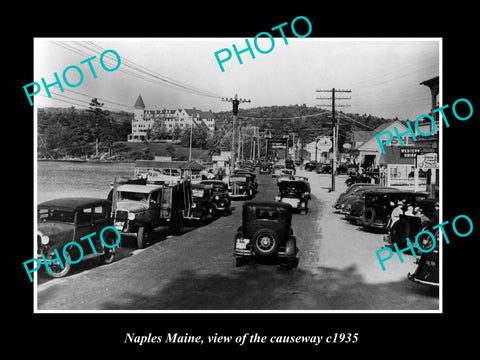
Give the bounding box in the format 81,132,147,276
175,108,215,135
127,95,215,142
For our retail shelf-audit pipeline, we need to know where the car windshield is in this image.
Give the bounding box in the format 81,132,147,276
211,184,226,192
38,208,75,223
192,188,205,198
231,176,247,182
118,191,148,202
280,184,305,194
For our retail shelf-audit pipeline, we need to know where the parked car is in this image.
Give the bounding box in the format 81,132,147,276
315,163,332,174
185,183,217,225
361,190,430,231
234,200,299,269
37,197,118,278
342,187,399,222
335,184,384,211
276,173,295,184
274,168,295,178
233,169,258,192
111,179,191,248
259,162,273,174
272,164,286,177
338,185,397,212
200,180,231,215
228,174,255,199
345,171,380,186
333,183,378,209
304,161,317,171
285,159,296,175
408,228,439,288
294,175,311,199
275,180,309,214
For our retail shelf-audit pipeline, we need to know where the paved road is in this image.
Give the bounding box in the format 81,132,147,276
36,169,439,311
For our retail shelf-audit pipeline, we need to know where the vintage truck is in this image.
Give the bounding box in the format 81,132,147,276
109,176,193,248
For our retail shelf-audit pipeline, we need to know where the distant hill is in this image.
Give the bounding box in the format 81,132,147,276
213,104,394,148
37,104,394,160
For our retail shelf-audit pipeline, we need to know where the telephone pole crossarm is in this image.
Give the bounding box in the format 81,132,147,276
221,94,251,172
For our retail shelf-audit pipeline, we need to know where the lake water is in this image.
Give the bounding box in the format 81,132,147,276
37,161,135,204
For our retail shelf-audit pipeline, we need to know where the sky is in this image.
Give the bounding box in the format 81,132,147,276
33,38,440,122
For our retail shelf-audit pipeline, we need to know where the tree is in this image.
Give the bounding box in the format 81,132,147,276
172,124,182,141
149,120,168,140
87,98,115,157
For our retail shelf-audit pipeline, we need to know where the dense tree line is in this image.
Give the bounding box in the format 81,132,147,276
37,102,394,160
37,101,132,159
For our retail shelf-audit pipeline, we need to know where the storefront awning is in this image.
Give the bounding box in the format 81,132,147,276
379,147,415,165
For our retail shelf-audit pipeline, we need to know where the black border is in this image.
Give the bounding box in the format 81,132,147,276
12,4,478,355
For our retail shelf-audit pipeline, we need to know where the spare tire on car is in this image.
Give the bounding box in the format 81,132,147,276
251,228,280,257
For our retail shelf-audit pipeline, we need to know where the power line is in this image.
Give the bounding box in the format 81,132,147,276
51,41,226,100
83,41,224,99
237,110,330,121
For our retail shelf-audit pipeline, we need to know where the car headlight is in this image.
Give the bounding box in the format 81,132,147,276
128,212,135,220
41,235,49,245
215,195,220,200
275,196,281,201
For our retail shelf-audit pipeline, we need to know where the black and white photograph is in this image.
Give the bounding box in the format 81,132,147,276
31,37,442,312
12,6,478,355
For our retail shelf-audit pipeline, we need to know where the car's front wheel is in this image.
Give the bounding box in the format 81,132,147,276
252,228,280,257
47,251,72,278
137,226,146,249
101,232,117,264
362,207,376,227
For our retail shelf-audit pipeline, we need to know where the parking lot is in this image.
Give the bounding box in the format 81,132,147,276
36,168,439,311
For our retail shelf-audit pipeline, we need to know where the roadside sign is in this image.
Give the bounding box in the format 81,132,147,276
417,153,438,170
316,136,332,151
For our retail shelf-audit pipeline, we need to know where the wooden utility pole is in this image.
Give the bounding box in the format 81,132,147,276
316,88,351,191
221,94,251,172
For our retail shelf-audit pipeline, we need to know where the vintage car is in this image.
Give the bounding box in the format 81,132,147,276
384,198,438,248
259,162,273,174
185,183,217,225
294,175,311,198
408,228,439,288
335,184,387,212
276,173,295,184
285,159,296,175
233,168,258,192
315,163,332,174
339,186,398,216
274,168,295,178
333,183,378,209
234,201,299,269
111,180,191,248
239,163,256,172
361,190,430,231
304,161,317,171
275,180,309,214
228,174,255,199
200,180,231,214
37,197,118,278
345,171,380,186
271,164,285,177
